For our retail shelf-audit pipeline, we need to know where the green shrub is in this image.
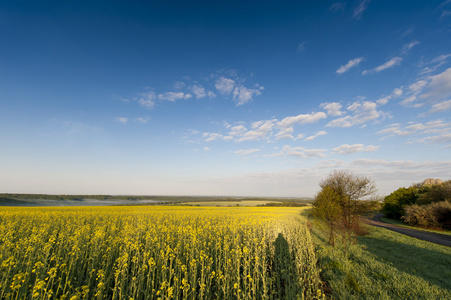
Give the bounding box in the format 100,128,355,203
382,187,418,219
417,180,451,205
402,200,451,229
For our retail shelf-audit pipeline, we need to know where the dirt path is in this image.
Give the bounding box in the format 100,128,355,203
365,214,451,248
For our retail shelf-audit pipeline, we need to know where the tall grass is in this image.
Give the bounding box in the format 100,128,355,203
0,206,323,299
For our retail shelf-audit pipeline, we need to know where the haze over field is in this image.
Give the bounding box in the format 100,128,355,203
1,1,451,197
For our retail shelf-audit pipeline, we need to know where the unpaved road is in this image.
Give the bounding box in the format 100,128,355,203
366,214,451,248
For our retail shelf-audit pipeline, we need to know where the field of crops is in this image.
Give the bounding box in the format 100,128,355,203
0,206,324,299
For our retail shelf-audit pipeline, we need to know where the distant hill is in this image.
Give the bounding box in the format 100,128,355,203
411,178,444,188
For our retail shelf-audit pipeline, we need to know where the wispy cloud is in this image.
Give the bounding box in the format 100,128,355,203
363,57,402,75
297,41,306,52
429,99,451,113
330,2,345,13
136,117,148,124
280,145,327,159
377,119,450,142
158,92,192,101
336,57,364,74
215,77,236,95
321,102,344,116
326,101,385,128
402,40,420,54
190,85,207,98
332,144,379,155
421,67,451,101
440,10,451,19
138,92,156,109
214,76,264,106
305,131,328,141
353,0,371,20
420,53,451,75
115,117,128,124
235,149,260,156
278,112,327,129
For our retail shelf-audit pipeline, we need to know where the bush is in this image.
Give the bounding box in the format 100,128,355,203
382,187,418,219
402,200,451,229
417,180,451,205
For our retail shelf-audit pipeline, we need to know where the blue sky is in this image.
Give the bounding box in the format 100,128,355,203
1,0,451,197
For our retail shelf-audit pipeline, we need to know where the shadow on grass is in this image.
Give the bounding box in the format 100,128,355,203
271,233,301,298
358,234,451,290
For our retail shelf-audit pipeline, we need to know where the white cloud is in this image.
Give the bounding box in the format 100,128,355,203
214,76,263,106
295,133,305,140
278,112,327,129
115,117,128,124
431,53,451,64
330,2,345,13
392,88,403,97
215,77,236,95
417,133,451,144
158,92,192,102
353,0,371,20
363,57,402,75
229,125,248,136
235,149,260,156
405,120,447,132
305,130,328,141
282,145,327,158
238,120,274,141
332,144,379,155
297,41,306,52
275,127,294,140
376,125,414,137
203,147,210,152
402,40,420,53
327,101,383,128
136,117,148,124
420,53,451,75
191,85,207,98
429,99,451,113
173,81,185,90
336,57,364,74
204,133,224,142
376,96,390,105
138,92,156,109
321,102,344,116
378,120,450,141
421,68,451,101
233,85,262,106
440,10,451,19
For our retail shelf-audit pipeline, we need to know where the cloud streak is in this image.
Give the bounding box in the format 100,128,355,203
336,57,364,74
363,57,402,75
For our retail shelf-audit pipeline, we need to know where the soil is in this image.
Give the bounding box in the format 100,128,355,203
365,214,451,248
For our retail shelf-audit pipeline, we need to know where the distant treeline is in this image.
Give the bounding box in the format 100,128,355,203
0,193,313,203
257,202,309,207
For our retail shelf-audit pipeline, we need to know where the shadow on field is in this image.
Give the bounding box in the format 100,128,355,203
272,233,301,298
358,235,451,290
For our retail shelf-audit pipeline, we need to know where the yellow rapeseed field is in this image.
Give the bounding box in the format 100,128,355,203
0,206,324,299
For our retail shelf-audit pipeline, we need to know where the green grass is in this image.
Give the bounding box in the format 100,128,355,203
380,216,451,236
306,211,451,299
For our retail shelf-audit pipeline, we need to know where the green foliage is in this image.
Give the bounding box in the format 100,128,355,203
383,180,451,222
312,186,343,245
313,171,377,248
403,200,451,229
308,210,451,299
417,180,451,205
382,187,419,219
